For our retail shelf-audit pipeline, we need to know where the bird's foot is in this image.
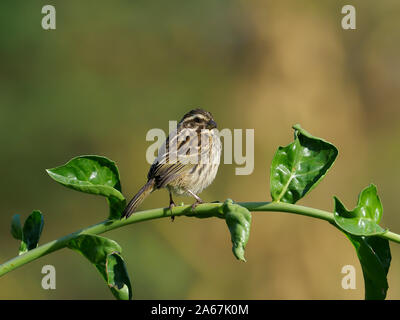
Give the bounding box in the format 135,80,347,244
169,201,176,222
191,200,203,212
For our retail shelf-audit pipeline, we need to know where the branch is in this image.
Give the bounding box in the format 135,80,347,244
1,201,400,278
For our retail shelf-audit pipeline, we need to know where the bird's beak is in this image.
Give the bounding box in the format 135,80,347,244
207,120,217,129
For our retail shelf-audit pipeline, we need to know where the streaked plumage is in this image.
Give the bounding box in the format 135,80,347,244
122,109,221,219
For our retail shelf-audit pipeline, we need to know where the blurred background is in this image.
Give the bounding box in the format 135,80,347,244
0,0,399,299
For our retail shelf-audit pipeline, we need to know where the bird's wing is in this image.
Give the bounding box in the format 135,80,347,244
148,128,211,187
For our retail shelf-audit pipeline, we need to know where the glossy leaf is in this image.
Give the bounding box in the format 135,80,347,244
223,199,252,262
108,196,126,220
67,234,132,300
46,155,126,219
106,252,133,300
270,124,338,204
19,210,44,255
334,184,386,236
10,214,22,240
345,233,391,300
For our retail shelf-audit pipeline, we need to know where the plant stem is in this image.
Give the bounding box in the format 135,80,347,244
0,201,398,277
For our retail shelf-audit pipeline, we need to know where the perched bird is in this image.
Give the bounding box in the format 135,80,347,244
121,108,221,219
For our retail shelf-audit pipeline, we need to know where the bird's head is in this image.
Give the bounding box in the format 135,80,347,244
179,108,217,130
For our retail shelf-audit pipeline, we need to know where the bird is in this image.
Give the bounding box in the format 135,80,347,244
121,108,222,219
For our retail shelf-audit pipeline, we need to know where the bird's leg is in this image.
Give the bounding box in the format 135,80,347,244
169,190,176,222
187,190,203,211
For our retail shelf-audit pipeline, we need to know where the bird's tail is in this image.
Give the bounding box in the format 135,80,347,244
121,179,156,219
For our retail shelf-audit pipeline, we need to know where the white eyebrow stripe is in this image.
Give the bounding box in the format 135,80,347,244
183,114,208,122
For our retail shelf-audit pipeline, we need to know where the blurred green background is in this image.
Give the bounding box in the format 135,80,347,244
1,0,400,299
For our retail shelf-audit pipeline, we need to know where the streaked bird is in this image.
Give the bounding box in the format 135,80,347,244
121,108,221,219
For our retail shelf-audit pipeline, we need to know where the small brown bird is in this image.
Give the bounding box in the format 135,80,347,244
121,108,222,219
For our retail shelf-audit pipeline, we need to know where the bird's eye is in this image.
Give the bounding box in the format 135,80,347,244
194,118,201,123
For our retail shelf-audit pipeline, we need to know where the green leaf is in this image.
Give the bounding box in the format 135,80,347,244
67,234,132,300
107,196,126,220
222,199,252,262
19,210,44,255
11,214,23,240
345,234,391,300
334,185,390,299
46,155,126,219
106,253,133,300
334,184,386,236
270,124,338,204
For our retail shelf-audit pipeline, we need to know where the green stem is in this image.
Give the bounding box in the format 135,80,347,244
0,201,398,277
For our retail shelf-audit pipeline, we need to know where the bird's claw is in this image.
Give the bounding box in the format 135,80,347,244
191,200,203,212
